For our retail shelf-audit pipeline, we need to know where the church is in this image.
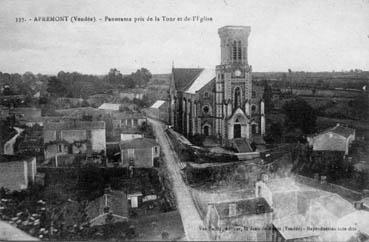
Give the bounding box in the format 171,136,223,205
169,26,265,147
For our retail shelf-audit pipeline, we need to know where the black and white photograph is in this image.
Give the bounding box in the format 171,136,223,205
0,0,369,241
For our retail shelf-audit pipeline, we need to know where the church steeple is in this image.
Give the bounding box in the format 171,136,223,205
218,26,251,66
215,25,253,142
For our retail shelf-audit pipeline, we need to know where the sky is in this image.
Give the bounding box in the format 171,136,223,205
0,0,368,75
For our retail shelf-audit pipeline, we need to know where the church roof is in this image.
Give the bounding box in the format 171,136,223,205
185,69,215,94
151,100,166,109
172,68,203,91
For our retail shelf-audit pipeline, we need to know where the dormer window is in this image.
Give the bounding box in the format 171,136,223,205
204,92,209,98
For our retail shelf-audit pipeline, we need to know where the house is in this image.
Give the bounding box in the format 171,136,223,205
98,103,121,111
204,197,273,241
147,100,169,122
0,220,38,241
120,138,160,168
256,176,369,241
307,124,355,155
0,155,36,191
0,122,16,155
169,26,265,146
16,125,43,158
43,120,106,160
87,94,114,107
9,107,42,127
119,89,145,100
255,177,300,219
53,107,146,142
55,97,85,108
107,111,146,141
0,105,9,120
272,214,320,242
86,190,128,226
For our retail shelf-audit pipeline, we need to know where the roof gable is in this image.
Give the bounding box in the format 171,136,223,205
87,190,128,220
151,100,166,109
172,68,203,91
184,69,215,94
120,138,158,149
213,197,272,219
318,124,355,139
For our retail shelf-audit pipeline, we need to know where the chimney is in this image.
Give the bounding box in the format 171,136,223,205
256,202,265,214
354,201,363,210
261,173,269,183
104,185,112,194
229,203,237,217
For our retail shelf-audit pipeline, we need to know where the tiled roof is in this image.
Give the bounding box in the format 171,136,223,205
264,177,300,193
98,103,121,111
0,154,34,163
151,100,166,109
87,190,128,221
311,194,355,219
273,215,319,240
0,220,38,241
43,121,105,130
185,69,215,94
320,124,355,138
120,138,158,149
213,197,272,219
172,68,203,91
110,111,145,119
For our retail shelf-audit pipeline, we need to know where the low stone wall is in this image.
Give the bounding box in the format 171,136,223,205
235,152,260,160
294,174,363,201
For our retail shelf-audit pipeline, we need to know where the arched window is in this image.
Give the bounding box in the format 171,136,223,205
251,105,256,113
233,40,237,61
234,87,241,108
203,105,210,114
238,40,242,60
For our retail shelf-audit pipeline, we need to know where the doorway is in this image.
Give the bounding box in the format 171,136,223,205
234,124,241,138
203,126,209,136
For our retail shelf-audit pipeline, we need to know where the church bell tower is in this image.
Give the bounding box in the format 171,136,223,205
215,26,254,142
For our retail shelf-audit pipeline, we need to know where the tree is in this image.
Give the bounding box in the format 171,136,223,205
262,80,273,113
131,68,152,87
122,75,135,89
349,94,369,120
282,98,317,134
265,122,283,143
47,76,67,97
105,68,123,85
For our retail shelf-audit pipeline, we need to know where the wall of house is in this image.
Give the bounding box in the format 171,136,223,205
44,143,69,160
61,130,87,143
121,147,155,168
91,129,106,153
0,161,27,191
43,130,56,143
313,133,347,152
121,133,143,141
211,212,272,241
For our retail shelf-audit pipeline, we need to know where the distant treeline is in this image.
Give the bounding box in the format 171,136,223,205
253,71,369,90
0,68,152,99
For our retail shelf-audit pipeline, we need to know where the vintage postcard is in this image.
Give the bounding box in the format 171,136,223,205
0,0,369,241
